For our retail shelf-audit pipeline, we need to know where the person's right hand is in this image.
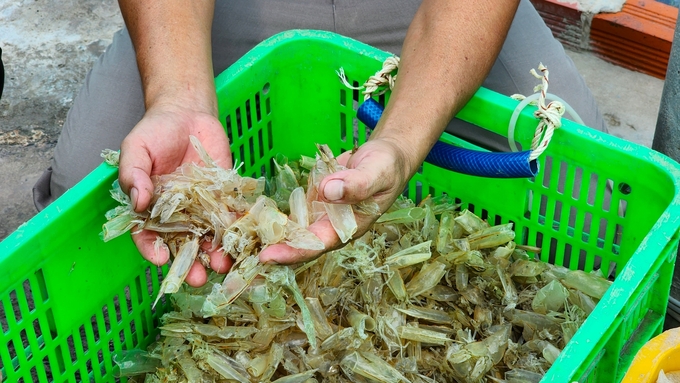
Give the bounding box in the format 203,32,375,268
118,101,233,287
259,137,413,265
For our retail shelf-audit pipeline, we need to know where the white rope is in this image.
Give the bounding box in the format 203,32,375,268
338,59,563,162
336,56,400,100
511,63,565,161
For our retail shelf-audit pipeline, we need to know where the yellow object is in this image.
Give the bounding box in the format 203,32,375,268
622,328,680,383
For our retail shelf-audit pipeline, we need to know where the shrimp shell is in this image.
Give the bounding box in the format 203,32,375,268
347,307,376,339
405,261,447,298
398,325,451,346
289,186,310,228
105,142,613,382
271,370,319,383
324,202,357,243
205,351,251,383
340,352,409,383
153,237,200,308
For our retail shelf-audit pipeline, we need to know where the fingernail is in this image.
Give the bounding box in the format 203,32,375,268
324,179,345,201
130,187,138,211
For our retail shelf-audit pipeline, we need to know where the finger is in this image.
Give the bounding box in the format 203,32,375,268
205,132,233,170
319,166,391,205
198,242,233,274
336,150,352,166
188,118,233,169
185,261,208,287
119,138,155,212
259,220,340,264
201,244,233,274
131,230,169,266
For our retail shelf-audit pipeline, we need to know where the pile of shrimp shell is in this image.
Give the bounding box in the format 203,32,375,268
102,140,612,383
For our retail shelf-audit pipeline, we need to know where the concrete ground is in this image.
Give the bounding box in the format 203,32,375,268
0,0,124,239
567,50,664,147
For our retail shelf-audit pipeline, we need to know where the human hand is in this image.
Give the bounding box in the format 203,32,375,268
259,138,412,265
118,102,233,287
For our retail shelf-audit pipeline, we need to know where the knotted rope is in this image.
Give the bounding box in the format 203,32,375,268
337,56,400,101
337,59,564,162
510,63,565,161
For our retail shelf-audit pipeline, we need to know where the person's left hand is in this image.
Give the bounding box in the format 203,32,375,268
258,138,412,264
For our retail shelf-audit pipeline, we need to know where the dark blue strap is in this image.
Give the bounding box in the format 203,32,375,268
356,98,538,178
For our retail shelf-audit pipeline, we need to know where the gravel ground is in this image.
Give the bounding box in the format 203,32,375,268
0,0,124,240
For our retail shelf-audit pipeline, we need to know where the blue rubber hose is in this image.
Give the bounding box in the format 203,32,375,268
356,98,538,178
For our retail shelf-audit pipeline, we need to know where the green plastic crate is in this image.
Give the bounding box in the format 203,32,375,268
2,30,680,383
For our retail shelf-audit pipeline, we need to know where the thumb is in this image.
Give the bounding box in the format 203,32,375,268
318,165,391,205
119,139,155,213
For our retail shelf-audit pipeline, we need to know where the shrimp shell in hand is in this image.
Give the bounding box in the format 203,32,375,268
154,237,200,308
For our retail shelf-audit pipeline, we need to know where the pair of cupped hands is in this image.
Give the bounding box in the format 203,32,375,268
118,102,411,287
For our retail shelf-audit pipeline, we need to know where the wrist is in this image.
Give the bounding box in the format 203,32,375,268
368,136,418,185
145,81,218,118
